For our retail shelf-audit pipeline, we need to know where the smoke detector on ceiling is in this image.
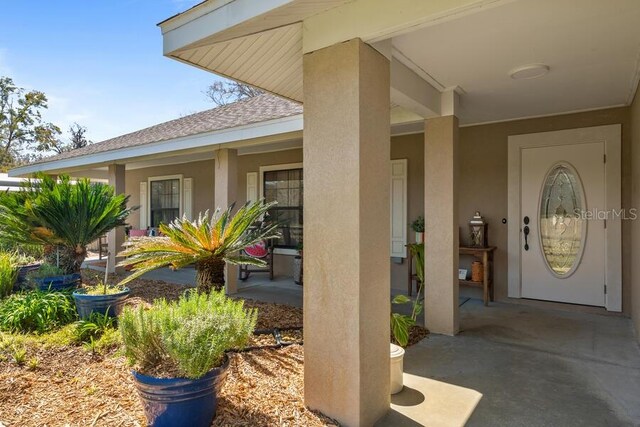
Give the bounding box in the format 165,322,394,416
509,64,550,80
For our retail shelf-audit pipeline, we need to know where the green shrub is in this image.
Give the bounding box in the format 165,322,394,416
120,290,257,379
0,252,18,297
74,312,115,342
26,263,65,280
0,290,77,333
83,281,126,296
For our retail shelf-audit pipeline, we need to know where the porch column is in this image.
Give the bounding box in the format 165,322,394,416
424,116,460,335
303,38,390,426
107,164,126,274
214,148,238,294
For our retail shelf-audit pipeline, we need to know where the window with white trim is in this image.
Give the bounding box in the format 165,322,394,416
149,177,181,227
263,167,303,249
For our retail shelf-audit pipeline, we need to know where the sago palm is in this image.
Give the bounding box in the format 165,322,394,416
118,200,281,293
0,174,132,274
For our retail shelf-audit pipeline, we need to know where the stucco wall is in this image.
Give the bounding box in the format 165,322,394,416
630,87,640,339
125,160,215,230
458,107,632,311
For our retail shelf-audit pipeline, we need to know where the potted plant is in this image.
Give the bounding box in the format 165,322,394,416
293,242,303,285
411,215,425,244
11,250,42,288
73,266,129,320
118,200,280,293
0,174,133,275
119,290,257,426
390,243,424,394
26,263,80,291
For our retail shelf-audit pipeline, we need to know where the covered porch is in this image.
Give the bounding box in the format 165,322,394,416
156,0,640,424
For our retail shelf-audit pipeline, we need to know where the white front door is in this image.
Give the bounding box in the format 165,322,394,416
520,142,605,306
508,124,622,311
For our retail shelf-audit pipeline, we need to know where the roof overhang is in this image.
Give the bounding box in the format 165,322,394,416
9,114,304,177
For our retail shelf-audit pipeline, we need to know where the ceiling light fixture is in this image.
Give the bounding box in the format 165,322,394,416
509,64,550,80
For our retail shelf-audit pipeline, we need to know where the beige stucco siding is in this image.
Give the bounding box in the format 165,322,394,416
125,160,215,229
121,107,635,318
630,87,640,340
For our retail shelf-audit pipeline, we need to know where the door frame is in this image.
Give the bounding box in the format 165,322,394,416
507,124,622,312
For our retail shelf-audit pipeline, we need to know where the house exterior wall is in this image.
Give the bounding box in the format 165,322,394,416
125,159,215,230
630,87,640,340
121,107,635,318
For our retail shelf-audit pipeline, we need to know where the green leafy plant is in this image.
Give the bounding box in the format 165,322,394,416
411,216,425,233
119,290,257,379
26,263,65,280
27,357,39,370
391,243,425,347
11,345,27,365
0,174,133,274
83,281,125,296
118,200,280,293
0,290,77,333
74,311,116,343
0,252,19,297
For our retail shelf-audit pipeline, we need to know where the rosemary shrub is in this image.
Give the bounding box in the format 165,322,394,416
119,290,257,379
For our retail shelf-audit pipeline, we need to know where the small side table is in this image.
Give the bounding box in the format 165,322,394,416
459,246,496,306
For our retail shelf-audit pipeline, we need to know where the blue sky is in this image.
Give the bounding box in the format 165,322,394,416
0,0,226,145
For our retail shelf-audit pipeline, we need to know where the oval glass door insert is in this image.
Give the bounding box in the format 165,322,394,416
539,163,586,277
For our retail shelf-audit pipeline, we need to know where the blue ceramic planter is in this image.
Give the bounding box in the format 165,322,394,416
132,356,229,427
35,273,81,291
72,288,130,320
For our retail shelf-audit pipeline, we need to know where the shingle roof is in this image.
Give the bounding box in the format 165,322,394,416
32,94,302,165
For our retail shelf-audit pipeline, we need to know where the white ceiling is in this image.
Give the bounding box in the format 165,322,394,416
392,0,640,125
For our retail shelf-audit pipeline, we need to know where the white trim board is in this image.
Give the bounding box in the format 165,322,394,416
507,124,622,312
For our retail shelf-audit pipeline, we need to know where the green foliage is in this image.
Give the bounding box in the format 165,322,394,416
27,356,39,370
83,281,126,296
0,174,133,274
391,243,425,347
0,252,18,297
0,290,77,333
118,200,280,292
10,345,27,365
411,215,425,233
120,290,257,379
26,263,65,280
0,76,61,170
73,312,115,342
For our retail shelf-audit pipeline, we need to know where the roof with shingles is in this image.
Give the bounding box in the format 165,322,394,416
31,94,302,165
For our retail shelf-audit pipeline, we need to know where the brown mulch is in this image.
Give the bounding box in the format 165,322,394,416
0,274,428,426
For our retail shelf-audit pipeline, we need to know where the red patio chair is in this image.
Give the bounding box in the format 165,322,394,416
238,240,274,281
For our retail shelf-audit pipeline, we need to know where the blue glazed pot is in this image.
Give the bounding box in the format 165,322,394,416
35,273,81,291
72,288,130,320
133,356,230,427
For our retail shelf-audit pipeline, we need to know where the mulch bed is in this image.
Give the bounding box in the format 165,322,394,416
0,273,428,426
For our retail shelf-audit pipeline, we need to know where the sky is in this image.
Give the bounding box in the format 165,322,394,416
0,0,226,145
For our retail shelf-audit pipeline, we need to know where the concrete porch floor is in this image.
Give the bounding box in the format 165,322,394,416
90,262,640,426
378,299,640,427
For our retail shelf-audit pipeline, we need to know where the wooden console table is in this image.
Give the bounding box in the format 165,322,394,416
459,246,496,306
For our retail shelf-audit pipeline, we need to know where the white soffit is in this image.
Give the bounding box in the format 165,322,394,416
392,0,640,125
175,24,304,101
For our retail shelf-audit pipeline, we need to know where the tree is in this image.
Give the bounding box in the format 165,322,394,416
118,201,280,293
204,81,263,106
0,174,133,274
35,122,91,155
0,77,60,169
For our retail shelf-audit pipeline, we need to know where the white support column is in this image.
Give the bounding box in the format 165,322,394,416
107,164,126,274
424,115,460,335
214,148,238,294
303,38,390,426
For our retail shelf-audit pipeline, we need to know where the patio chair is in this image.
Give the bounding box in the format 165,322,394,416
238,239,274,281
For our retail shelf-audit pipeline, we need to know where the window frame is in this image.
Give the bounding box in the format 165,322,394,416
147,174,183,228
259,163,303,255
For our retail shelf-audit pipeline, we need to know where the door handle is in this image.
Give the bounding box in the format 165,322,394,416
523,216,530,251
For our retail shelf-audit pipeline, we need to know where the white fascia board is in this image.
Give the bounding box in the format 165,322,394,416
391,58,441,118
302,0,513,54
161,0,294,55
9,115,303,178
